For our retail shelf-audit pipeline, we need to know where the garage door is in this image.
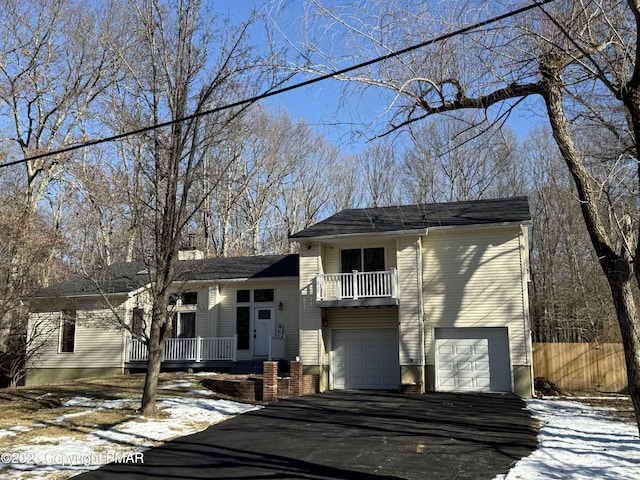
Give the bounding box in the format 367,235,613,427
435,328,512,393
332,328,399,390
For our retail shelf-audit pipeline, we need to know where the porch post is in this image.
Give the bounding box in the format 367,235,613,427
196,336,202,362
316,273,324,301
352,270,359,299
232,334,238,361
391,267,398,298
263,361,279,403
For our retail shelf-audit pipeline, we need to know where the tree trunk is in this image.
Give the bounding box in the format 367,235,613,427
541,60,640,430
606,271,640,431
141,303,169,415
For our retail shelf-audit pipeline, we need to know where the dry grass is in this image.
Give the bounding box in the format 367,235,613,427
576,395,636,423
0,372,254,479
0,372,229,451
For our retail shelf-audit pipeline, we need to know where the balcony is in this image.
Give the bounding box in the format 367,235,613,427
315,269,399,307
127,336,237,364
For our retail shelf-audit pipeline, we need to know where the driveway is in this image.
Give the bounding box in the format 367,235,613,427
77,391,537,479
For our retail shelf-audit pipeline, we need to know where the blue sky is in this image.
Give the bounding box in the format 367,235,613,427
217,0,544,153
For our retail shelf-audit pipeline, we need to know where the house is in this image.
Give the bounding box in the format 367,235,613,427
289,196,533,397
25,254,299,386
25,196,533,397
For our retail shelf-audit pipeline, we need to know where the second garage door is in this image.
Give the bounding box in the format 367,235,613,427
435,327,512,393
332,328,399,390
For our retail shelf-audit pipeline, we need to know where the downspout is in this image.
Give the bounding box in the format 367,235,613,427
418,231,427,386
520,224,534,396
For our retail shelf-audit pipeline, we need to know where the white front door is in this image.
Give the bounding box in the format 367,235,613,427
254,307,275,357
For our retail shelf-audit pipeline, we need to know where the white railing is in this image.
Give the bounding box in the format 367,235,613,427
316,268,398,301
127,335,237,362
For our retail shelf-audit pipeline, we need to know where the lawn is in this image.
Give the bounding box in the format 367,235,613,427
0,373,261,479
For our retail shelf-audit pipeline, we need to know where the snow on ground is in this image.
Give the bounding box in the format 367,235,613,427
497,398,640,480
2,384,640,479
1,383,261,479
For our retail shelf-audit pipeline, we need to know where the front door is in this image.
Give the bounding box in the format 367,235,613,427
254,307,275,357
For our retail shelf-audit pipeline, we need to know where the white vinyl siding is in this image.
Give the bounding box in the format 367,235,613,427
422,227,528,366
397,237,424,365
325,307,398,328
298,246,323,365
27,301,129,369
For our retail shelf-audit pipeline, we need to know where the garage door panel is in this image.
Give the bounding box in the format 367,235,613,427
332,328,399,390
436,328,511,393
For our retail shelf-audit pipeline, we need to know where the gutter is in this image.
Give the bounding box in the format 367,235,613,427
289,220,531,242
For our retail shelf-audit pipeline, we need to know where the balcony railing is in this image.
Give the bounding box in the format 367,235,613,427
316,268,398,302
127,336,237,362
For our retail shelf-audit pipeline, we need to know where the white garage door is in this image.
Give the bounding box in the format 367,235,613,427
435,327,512,393
332,328,399,390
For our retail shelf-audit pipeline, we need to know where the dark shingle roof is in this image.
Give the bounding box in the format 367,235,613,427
290,196,531,239
30,254,299,299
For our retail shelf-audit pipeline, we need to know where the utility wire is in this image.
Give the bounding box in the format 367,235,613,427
0,0,555,170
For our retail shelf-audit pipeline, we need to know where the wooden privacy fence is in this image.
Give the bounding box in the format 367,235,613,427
533,343,628,393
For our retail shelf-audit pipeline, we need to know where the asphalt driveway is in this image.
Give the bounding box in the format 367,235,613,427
77,391,537,480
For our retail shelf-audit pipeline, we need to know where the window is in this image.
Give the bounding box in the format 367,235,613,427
181,291,198,305
60,309,76,353
171,312,196,338
169,291,198,305
254,289,274,303
341,247,385,272
237,289,250,303
236,306,250,349
168,291,197,338
132,308,145,338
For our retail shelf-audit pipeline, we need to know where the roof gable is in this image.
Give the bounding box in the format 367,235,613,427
290,197,531,239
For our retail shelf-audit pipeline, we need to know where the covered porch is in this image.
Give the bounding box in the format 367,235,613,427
127,336,238,364
126,334,288,366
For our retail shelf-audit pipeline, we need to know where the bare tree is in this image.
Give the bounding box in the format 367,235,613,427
0,198,66,386
0,0,118,384
357,140,401,207
290,0,640,429
104,0,281,414
402,114,522,203
526,126,617,343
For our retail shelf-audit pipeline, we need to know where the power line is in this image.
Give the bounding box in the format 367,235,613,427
0,0,555,170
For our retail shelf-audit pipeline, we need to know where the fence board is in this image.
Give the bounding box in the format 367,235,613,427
533,343,628,393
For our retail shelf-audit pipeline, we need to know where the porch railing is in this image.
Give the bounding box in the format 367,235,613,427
127,335,237,362
316,268,398,302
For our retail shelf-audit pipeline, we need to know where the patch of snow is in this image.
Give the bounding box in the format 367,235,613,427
0,381,262,479
159,381,192,389
496,399,640,480
63,397,133,409
9,426,31,433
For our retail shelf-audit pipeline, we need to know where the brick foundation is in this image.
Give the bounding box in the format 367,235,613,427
201,376,256,401
201,362,319,403
399,383,425,395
